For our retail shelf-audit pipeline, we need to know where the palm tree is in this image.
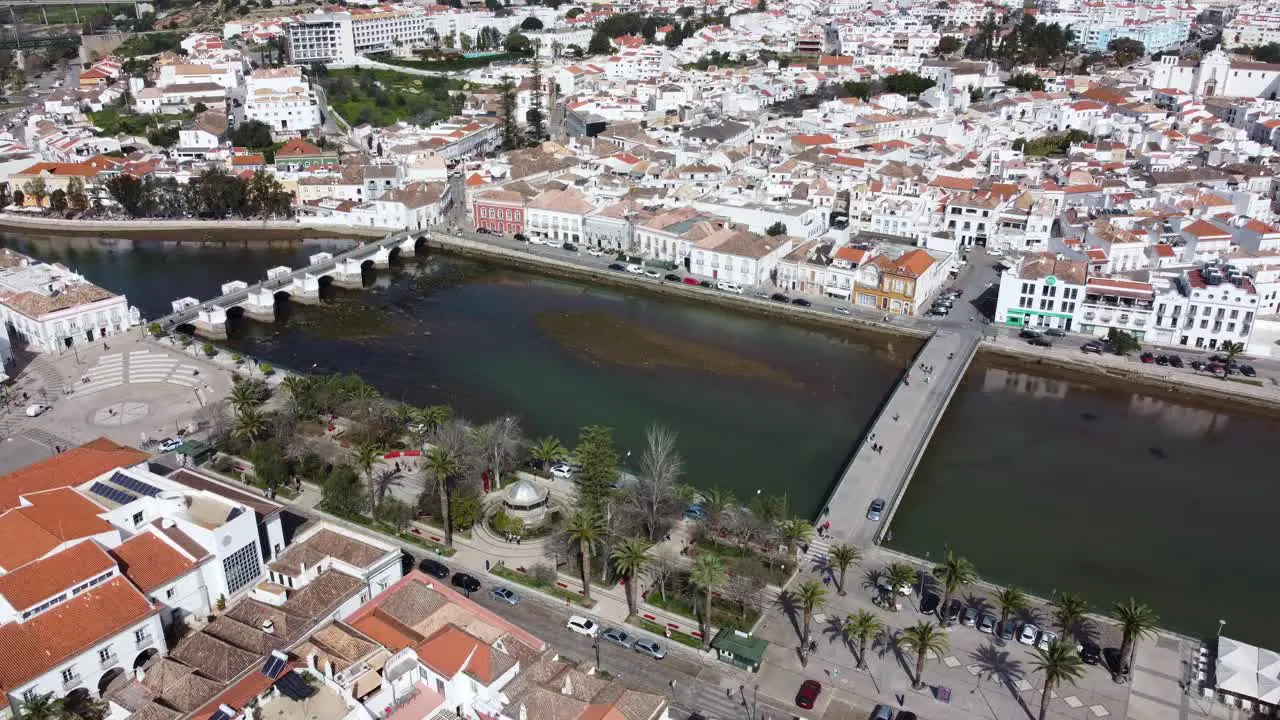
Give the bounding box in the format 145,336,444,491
843,610,886,669
17,692,64,720
884,562,916,610
1031,641,1086,720
828,543,861,595
529,435,567,476
994,586,1029,627
417,404,451,434
351,442,383,513
610,536,652,618
424,447,458,547
1051,591,1089,641
700,487,735,531
1112,598,1159,682
793,580,827,663
932,550,977,625
232,406,269,443
688,552,726,649
778,516,814,557
563,509,606,604
896,621,950,690
228,380,260,414
1221,341,1245,377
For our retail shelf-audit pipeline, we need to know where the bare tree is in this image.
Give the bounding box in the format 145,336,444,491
472,416,523,490
625,424,686,541
721,558,770,621
197,400,231,444
647,549,679,603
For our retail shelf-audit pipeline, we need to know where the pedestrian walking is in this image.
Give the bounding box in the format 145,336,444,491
893,413,900,421
485,559,490,570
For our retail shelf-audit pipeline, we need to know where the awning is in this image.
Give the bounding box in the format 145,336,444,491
824,286,852,299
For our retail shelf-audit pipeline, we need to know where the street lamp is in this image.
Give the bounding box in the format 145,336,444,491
1218,619,1227,637
918,551,931,596
592,639,601,672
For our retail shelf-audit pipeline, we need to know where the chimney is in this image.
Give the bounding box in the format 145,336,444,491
262,619,275,635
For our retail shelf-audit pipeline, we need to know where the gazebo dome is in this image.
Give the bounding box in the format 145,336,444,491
502,479,548,510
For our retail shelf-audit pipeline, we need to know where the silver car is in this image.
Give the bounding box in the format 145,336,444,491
867,498,886,521
489,587,521,605
601,628,634,649
633,639,666,659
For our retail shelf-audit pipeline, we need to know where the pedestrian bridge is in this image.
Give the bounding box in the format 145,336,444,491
159,233,426,338
820,330,979,547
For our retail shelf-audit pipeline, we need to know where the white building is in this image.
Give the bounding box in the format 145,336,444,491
0,249,138,354
994,252,1088,331
240,67,321,137
285,12,358,64
1150,265,1259,351
525,187,595,244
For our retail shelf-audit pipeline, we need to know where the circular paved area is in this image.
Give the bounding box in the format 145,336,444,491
91,401,151,427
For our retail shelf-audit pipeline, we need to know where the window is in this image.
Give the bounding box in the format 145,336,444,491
61,668,77,683
166,588,176,600
98,647,114,663
222,542,264,596
135,628,151,643
132,511,144,525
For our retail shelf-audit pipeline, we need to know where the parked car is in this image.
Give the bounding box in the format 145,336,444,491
1019,329,1042,339
527,237,544,245
1045,328,1067,337
770,293,791,303
634,639,666,659
1155,355,1169,366
451,572,481,593
550,463,573,479
1029,337,1053,347
717,281,744,294
795,680,822,710
1140,352,1155,363
960,606,978,627
419,558,450,579
896,712,917,720
1081,342,1103,354
871,705,894,720
490,586,521,605
1242,365,1258,377
1036,630,1058,651
664,273,682,282
699,280,713,288
683,504,706,520
919,593,940,616
158,438,182,453
931,306,951,316
834,307,851,315
792,298,812,307
1190,360,1206,371
998,620,1016,641
941,600,962,624
1169,355,1185,368
566,615,600,638
562,242,578,252
643,269,662,279
475,226,492,235
513,233,528,242
866,498,886,521
602,628,635,649
682,277,700,286
24,404,48,417
586,247,605,257
1017,624,1039,645
625,265,645,275
608,263,625,271
978,613,997,634
1079,641,1101,664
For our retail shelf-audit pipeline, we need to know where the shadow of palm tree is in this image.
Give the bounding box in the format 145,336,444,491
964,591,994,617
809,554,832,576
1017,605,1045,626
775,590,803,643
1069,619,1100,647
884,629,916,681
821,615,853,656
862,567,884,594
373,468,404,505
970,642,1034,719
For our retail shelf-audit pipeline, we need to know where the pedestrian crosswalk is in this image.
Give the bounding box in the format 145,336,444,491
69,350,206,398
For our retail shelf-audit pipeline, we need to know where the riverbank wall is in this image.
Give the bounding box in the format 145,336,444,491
0,214,389,238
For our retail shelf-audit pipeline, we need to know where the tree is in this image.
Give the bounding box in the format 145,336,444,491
884,562,916,609
498,76,521,151
322,464,367,516
842,80,871,100
793,580,827,664
626,424,685,540
529,435,567,476
563,508,606,604
232,407,269,443
425,447,459,546
843,610,886,669
994,586,1029,627
1031,641,1086,720
1106,328,1141,356
443,33,456,49
778,516,813,557
700,487,735,532
588,31,613,55
1006,72,1045,92
231,119,273,149
48,189,67,213
351,442,383,513
1051,591,1089,641
526,49,546,141
936,36,962,55
1221,341,1245,375
932,550,977,625
505,29,533,54
10,190,22,208
1112,598,1158,682
66,177,88,211
688,552,726,648
574,425,618,515
566,6,585,19
883,72,935,96
17,692,64,720
228,379,262,414
828,543,861,595
610,536,652,618
897,621,949,690
765,221,787,236
1107,37,1145,65
520,15,543,30
1251,42,1280,63
23,178,47,206
473,416,522,490
377,496,414,532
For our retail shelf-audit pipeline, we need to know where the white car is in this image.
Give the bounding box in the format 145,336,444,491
158,438,182,453
833,307,852,316
527,237,544,246
625,264,645,275
1036,630,1058,651
24,403,48,417
642,269,661,279
1017,624,1039,646
550,463,573,479
566,615,599,638
586,248,605,257
717,281,744,294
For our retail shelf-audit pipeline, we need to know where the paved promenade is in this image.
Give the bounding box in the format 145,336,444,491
823,330,979,546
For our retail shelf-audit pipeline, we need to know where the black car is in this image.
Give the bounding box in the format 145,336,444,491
941,599,962,624
1242,365,1257,377
698,280,713,288
792,298,812,307
919,593,940,616
770,293,790,302
562,242,578,251
1079,641,1101,664
1029,337,1053,347
1190,360,1206,371
419,558,450,579
664,273,681,282
475,227,492,235
1045,328,1067,337
451,572,481,593
514,233,528,242
1169,355,1184,368
1019,329,1042,339
608,263,625,271
897,713,918,720
1155,355,1169,366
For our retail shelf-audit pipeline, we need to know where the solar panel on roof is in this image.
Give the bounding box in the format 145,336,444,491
275,672,314,701
112,472,161,497
261,655,287,679
210,710,231,720
88,481,138,506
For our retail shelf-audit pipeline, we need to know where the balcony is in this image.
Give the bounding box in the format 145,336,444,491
62,675,83,691
100,654,119,670
136,633,154,650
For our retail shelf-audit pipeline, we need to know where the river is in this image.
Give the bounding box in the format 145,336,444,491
4,230,1279,646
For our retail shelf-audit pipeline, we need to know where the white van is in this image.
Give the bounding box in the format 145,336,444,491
716,281,743,294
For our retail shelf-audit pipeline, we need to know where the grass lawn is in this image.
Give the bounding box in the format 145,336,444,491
630,618,702,649
693,536,792,586
491,565,594,608
644,584,760,632
371,51,522,72
315,68,464,128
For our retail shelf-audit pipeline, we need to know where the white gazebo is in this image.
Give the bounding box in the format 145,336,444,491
500,478,550,524
1215,636,1280,710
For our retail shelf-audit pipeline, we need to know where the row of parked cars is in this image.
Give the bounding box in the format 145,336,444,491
929,287,963,316
565,615,668,659
917,593,1103,663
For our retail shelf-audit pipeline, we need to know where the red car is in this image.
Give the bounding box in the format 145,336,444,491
682,277,700,286
795,679,822,709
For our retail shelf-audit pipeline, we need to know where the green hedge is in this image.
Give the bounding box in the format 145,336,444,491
491,565,593,607
631,618,702,648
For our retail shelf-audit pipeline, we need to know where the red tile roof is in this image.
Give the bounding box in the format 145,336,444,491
0,488,115,571
111,531,198,593
0,437,147,512
0,577,156,691
1182,218,1230,239
0,540,114,611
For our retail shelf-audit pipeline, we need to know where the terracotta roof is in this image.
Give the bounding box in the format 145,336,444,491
0,488,115,570
0,540,115,611
0,577,156,691
1182,218,1230,239
892,249,935,277
111,531,198,593
276,137,327,158
0,437,147,512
